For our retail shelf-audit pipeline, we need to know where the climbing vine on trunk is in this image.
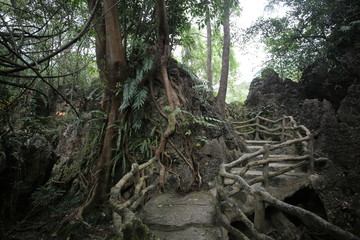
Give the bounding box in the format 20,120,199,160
154,0,182,189
78,0,127,218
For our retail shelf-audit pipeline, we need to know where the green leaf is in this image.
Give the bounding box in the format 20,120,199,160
132,88,148,110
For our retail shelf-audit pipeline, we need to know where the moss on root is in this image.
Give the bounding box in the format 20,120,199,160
105,218,155,240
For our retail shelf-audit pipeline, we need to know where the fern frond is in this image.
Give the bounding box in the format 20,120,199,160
120,54,154,129
204,116,223,123
120,79,137,110
132,87,148,110
143,54,154,72
132,108,145,130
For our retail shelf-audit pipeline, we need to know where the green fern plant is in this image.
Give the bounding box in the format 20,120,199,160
165,106,222,127
119,54,154,131
164,106,222,132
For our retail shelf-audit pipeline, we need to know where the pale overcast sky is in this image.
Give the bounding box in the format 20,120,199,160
173,0,288,84
234,0,288,82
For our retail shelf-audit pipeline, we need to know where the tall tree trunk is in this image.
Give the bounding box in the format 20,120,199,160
87,0,107,109
155,0,175,110
80,0,127,218
154,0,181,189
206,5,213,94
216,0,230,116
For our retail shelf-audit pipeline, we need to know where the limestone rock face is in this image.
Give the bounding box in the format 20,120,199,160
0,133,56,219
337,84,360,126
245,69,305,117
245,66,360,235
299,48,360,110
297,85,360,169
198,136,241,188
296,84,360,235
298,99,337,158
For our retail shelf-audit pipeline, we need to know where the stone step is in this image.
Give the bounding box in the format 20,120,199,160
245,140,281,145
245,170,307,185
224,167,306,185
138,192,225,240
151,227,223,240
230,162,302,173
246,145,291,155
241,153,299,161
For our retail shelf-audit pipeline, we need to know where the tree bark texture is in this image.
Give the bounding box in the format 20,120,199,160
216,0,230,116
155,0,173,109
154,0,181,189
87,0,108,109
80,0,127,217
206,7,213,93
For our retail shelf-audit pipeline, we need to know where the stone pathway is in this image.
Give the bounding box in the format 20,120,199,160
138,141,312,239
138,192,226,240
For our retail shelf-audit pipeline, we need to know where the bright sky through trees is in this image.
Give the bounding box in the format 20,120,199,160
234,0,288,82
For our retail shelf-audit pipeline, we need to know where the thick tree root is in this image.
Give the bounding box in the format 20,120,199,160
217,184,275,240
215,204,250,240
257,189,360,240
219,162,360,240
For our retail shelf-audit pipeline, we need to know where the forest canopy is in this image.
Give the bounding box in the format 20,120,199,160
246,0,360,80
1,0,360,239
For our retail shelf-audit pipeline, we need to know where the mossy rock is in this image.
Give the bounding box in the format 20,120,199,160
261,68,278,79
122,218,155,240
105,218,155,240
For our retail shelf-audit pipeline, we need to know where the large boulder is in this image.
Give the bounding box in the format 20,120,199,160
245,69,305,117
299,48,360,110
337,84,360,126
0,133,56,220
245,67,360,235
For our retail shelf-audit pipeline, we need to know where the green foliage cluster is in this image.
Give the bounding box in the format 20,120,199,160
165,106,221,127
246,0,360,80
31,185,66,207
111,123,158,176
0,0,99,119
178,26,242,100
247,105,275,119
120,54,154,131
164,105,222,144
173,0,246,102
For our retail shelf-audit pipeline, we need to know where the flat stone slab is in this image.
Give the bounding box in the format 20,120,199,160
245,140,280,145
151,227,223,240
140,192,216,229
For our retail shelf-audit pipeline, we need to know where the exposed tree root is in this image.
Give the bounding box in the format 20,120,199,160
215,203,250,240
219,163,360,240
169,140,194,171
257,189,360,240
217,184,275,240
110,157,157,213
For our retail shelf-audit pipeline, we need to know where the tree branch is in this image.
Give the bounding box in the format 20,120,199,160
0,79,46,98
0,0,100,75
0,37,80,117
